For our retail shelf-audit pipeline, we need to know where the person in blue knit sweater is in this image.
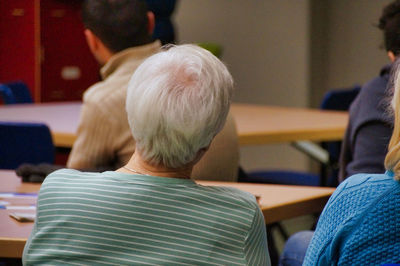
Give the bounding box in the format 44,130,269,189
280,2,400,265
302,62,400,265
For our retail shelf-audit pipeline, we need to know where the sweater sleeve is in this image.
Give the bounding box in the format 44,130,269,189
303,180,350,266
244,206,271,266
338,68,393,182
67,101,117,170
344,121,392,177
303,173,395,265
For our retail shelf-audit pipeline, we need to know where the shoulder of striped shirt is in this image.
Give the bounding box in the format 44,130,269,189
46,169,259,208
203,185,259,209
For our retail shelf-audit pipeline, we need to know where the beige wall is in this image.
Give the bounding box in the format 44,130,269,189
310,0,392,106
175,0,310,107
175,0,394,174
175,0,311,173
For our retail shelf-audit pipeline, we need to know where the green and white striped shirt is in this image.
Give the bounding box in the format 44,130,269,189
23,169,270,265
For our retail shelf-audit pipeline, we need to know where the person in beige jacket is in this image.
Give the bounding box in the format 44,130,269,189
67,0,239,181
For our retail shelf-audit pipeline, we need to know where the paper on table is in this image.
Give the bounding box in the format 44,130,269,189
5,205,36,210
9,212,35,222
0,192,37,198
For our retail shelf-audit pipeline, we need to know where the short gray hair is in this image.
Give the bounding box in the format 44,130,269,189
126,44,234,168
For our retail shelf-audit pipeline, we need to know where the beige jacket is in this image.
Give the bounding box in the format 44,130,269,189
67,41,239,181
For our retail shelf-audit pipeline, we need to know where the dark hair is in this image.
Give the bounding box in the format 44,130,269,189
82,0,151,53
379,0,400,55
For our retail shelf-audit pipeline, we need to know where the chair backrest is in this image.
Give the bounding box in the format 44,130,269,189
5,81,33,104
0,122,55,169
320,85,361,111
320,85,361,186
0,84,17,104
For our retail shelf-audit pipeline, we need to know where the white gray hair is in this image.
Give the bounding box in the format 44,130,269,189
126,44,234,168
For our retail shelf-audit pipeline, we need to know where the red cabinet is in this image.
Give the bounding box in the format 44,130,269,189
0,0,99,102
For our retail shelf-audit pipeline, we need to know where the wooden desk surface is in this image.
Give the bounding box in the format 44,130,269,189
0,172,40,259
0,102,348,147
232,104,348,145
0,170,334,258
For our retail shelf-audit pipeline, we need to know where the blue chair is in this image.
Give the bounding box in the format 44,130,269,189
320,86,361,111
0,84,16,104
241,170,320,186
240,85,361,187
4,81,33,103
0,122,55,169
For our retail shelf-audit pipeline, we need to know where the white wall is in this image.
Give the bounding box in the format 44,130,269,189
175,0,311,173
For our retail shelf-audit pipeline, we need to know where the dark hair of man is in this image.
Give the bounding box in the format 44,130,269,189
379,0,400,56
82,0,152,53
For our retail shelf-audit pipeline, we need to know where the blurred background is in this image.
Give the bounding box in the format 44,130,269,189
0,0,392,174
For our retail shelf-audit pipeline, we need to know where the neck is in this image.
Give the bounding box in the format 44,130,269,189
101,39,154,66
118,153,192,179
133,37,154,47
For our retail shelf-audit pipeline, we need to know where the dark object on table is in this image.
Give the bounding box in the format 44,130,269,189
16,163,63,183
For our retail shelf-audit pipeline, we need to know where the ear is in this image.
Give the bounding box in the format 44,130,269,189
388,50,396,62
84,29,99,55
85,29,113,64
147,11,155,35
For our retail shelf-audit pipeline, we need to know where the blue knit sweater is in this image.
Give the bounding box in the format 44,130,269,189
303,171,400,265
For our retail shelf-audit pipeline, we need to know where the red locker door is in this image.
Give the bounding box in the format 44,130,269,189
0,0,37,98
40,0,99,102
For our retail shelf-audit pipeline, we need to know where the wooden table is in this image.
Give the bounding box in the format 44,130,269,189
0,102,348,148
233,104,348,145
0,172,39,259
0,170,335,258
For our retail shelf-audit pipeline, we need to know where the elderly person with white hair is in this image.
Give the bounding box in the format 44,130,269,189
23,44,270,266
